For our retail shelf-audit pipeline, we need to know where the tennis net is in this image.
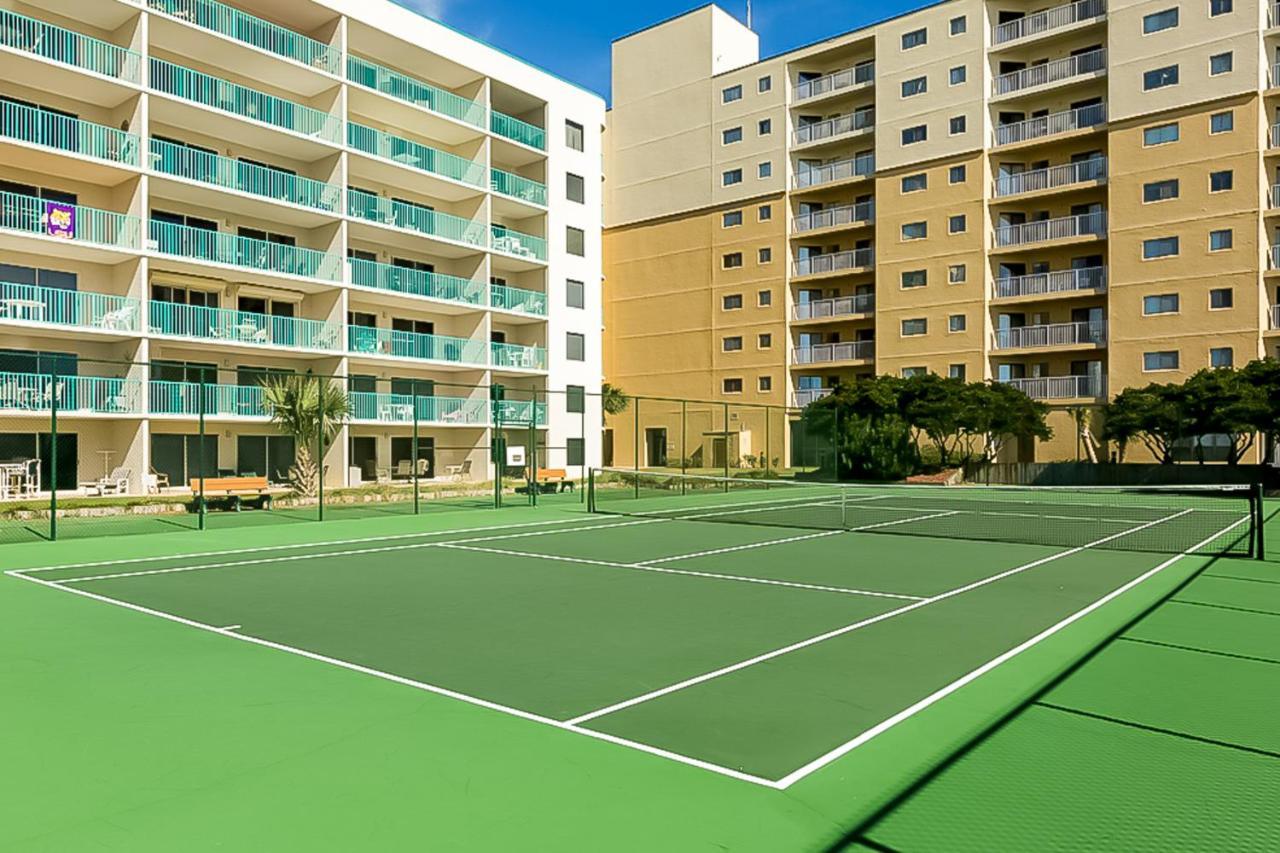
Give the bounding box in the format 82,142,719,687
587,469,1263,557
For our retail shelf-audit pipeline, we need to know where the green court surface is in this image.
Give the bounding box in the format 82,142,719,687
0,485,1270,851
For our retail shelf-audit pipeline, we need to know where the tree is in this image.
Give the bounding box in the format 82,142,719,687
601,383,629,423
263,375,352,496
802,377,918,481
1180,368,1269,465
899,373,969,465
972,382,1052,461
1100,384,1186,464
1242,358,1280,462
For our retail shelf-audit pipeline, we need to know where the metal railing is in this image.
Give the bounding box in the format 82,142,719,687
793,110,874,145
995,157,1106,197
0,190,141,249
1273,62,1280,89
0,371,142,414
348,326,487,365
793,388,834,407
1004,375,1105,400
994,48,1106,96
794,248,873,277
995,211,1107,247
1272,184,1280,209
490,168,547,206
0,8,141,83
1272,305,1280,329
1271,124,1280,148
994,267,1107,299
491,341,549,370
1273,245,1280,270
992,0,1106,45
346,188,487,246
150,301,344,350
793,294,875,320
150,58,342,143
150,138,341,211
491,110,546,150
149,379,265,417
490,284,548,316
792,341,875,364
995,103,1106,147
349,392,493,425
794,153,874,189
347,122,486,186
346,54,486,128
0,282,141,332
1272,1,1280,26
490,225,547,262
149,220,342,281
995,321,1107,350
795,63,874,101
793,201,874,233
347,257,484,305
145,0,340,74
1,99,140,166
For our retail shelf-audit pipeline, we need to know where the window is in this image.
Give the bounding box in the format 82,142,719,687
758,75,772,93
565,120,584,151
758,118,772,135
758,333,772,349
758,376,772,392
902,28,927,49
948,214,966,234
950,15,966,35
722,84,743,103
1143,294,1180,315
949,314,967,332
902,367,927,378
722,169,743,186
758,204,772,221
758,289,772,306
1143,179,1179,202
566,279,585,309
723,378,743,394
949,165,966,184
566,226,585,256
1210,0,1232,14
566,332,585,361
1210,229,1233,251
1144,123,1179,145
1210,347,1234,368
566,385,585,414
1143,65,1179,90
566,438,584,467
722,126,743,145
758,247,772,263
1144,351,1179,371
723,336,744,352
1210,170,1233,192
950,65,966,85
1210,111,1234,134
722,294,743,310
902,318,928,336
1210,288,1233,309
949,115,967,135
1210,52,1233,75
722,252,743,269
949,364,966,380
901,173,927,193
566,173,585,203
758,161,772,179
949,263,967,284
902,221,927,240
723,210,743,227
1143,8,1178,32
1143,236,1179,259
902,125,927,145
902,269,927,288
902,76,927,97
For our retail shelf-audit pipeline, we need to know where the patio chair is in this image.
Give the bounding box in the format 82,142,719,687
149,467,170,493
443,458,472,481
99,305,136,331
98,466,132,495
392,460,413,480
22,458,40,497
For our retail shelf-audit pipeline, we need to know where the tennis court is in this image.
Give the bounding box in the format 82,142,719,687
6,471,1262,789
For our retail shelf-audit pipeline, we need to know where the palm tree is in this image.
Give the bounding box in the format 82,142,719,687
601,383,629,422
263,375,352,496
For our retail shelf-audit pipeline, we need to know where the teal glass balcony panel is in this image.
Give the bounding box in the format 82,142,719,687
0,371,142,414
490,341,547,370
346,54,485,128
0,8,141,83
490,168,547,206
346,122,485,187
149,300,344,351
490,110,546,151
150,138,341,212
490,225,547,262
346,188,486,246
149,379,265,416
349,391,489,425
347,257,485,305
0,282,141,332
148,220,342,281
145,0,340,75
149,58,342,143
0,190,141,249
489,284,547,316
346,325,486,365
496,399,547,425
1,100,140,166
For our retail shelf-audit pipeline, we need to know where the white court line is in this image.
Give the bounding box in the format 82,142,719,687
220,625,241,632
618,493,888,518
564,509,1194,727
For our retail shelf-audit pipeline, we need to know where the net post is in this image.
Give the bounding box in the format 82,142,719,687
580,392,587,504
492,383,504,509
197,376,206,531
587,467,595,512
1253,482,1266,561
412,389,420,515
680,400,687,495
316,415,324,523
528,416,537,507
633,396,640,498
48,367,57,542
722,402,730,491
841,486,848,529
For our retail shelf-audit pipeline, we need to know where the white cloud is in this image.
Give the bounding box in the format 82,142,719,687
395,0,447,21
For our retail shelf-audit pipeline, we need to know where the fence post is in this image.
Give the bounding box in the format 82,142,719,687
580,395,586,504
528,417,537,507
1254,482,1267,561
316,422,324,522
48,368,58,542
765,406,771,480
680,400,687,495
412,390,420,515
587,467,595,512
492,383,503,509
197,376,206,531
723,402,730,491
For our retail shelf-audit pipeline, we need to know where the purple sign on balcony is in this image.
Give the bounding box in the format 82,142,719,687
44,202,75,239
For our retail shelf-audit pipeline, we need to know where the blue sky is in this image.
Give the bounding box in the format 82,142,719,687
392,0,920,101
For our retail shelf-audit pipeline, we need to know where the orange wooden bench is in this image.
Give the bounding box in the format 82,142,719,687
189,476,273,511
532,468,574,494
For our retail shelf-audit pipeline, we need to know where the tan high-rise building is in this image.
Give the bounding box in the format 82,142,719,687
605,0,1280,464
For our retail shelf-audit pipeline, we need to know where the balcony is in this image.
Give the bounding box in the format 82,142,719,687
149,220,343,282
491,111,546,151
994,157,1106,197
993,49,1106,98
348,257,485,306
150,59,342,144
346,54,486,129
491,341,548,371
1271,124,1280,149
995,103,1106,147
795,63,874,101
793,110,874,146
994,267,1107,299
794,248,873,278
0,282,141,334
1004,375,1105,400
0,372,142,414
1273,245,1280,270
497,399,548,425
992,0,1106,46
150,138,341,213
794,153,874,189
150,301,344,351
792,341,874,365
490,284,548,317
149,380,265,418
346,188,487,247
1272,305,1280,329
350,391,492,425
793,201,874,234
490,225,547,263
793,388,834,407
994,321,1106,350
348,326,486,366
0,8,141,83
793,294,874,321
0,190,141,252
995,211,1106,248
490,168,547,206
1,100,140,167
347,122,486,188
1273,1,1280,27
145,0,340,75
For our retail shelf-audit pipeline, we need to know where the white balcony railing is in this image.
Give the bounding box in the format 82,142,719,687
794,248,874,277
996,103,1106,147
793,294,875,320
1271,245,1280,269
1271,123,1280,148
992,0,1106,45
995,267,1107,299
994,48,1106,96
1271,304,1280,329
1004,375,1105,400
795,63,875,101
1273,62,1280,88
793,110,874,145
996,211,1107,247
793,388,835,407
794,153,875,189
1271,1,1280,27
792,341,875,364
794,201,874,233
995,321,1107,350
995,157,1106,197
